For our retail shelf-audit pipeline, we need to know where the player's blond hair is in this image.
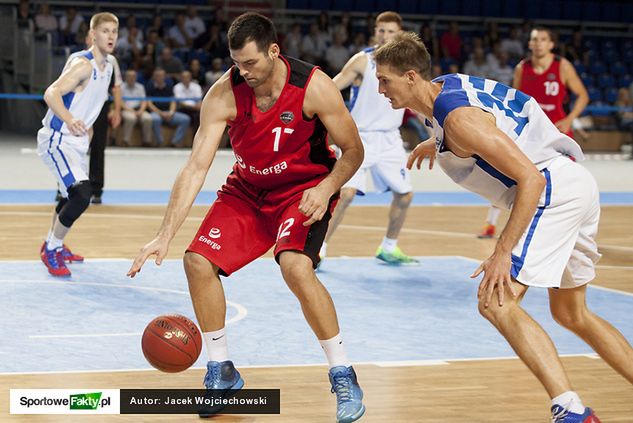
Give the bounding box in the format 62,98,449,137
90,12,118,30
374,32,432,79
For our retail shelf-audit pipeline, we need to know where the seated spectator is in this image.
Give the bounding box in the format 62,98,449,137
283,23,303,58
325,31,350,76
174,71,202,133
157,47,184,81
16,0,33,30
188,58,206,88
146,15,165,40
419,24,440,61
146,69,191,147
35,2,57,36
74,21,89,47
348,32,368,55
205,57,224,88
59,6,84,45
616,87,633,157
431,64,442,79
302,22,328,66
168,14,192,50
118,15,144,48
501,26,525,63
463,47,490,78
193,23,228,59
440,21,462,62
120,70,153,147
116,26,143,69
185,6,206,40
491,52,513,86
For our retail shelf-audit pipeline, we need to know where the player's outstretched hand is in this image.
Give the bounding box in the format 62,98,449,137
471,251,517,308
299,185,331,227
66,118,88,136
407,138,436,170
127,236,170,278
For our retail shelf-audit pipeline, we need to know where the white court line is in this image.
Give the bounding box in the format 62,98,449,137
20,147,236,157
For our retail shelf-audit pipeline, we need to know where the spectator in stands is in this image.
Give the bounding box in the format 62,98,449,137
116,25,143,70
157,47,184,81
194,23,228,60
120,70,153,147
448,63,460,74
59,6,84,45
440,21,462,62
419,23,440,61
334,13,352,44
16,0,33,30
205,57,224,88
431,63,442,78
146,68,191,148
325,31,350,76
616,87,633,158
564,29,587,64
168,14,192,50
317,10,332,44
302,22,328,66
486,39,502,69
185,6,206,40
146,15,165,39
35,2,57,38
463,47,490,78
364,14,375,44
491,51,513,85
348,32,368,55
145,29,165,59
119,15,144,48
283,23,303,58
188,58,206,88
74,21,89,47
484,21,500,50
500,26,524,62
174,71,202,133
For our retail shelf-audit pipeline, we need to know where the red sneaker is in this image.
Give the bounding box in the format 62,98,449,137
477,224,495,239
40,243,71,277
61,244,84,263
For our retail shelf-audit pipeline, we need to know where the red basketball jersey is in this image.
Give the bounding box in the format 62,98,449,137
520,56,569,128
227,56,336,191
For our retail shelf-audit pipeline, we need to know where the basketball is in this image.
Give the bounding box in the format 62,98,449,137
141,314,202,373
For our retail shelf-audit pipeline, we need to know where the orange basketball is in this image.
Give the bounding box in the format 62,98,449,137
141,314,202,373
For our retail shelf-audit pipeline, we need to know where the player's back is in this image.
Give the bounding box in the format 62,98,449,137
227,55,336,191
42,50,113,135
349,47,404,132
519,56,568,125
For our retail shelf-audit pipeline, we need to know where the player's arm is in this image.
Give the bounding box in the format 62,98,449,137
512,61,523,89
127,72,235,277
443,107,546,306
108,55,123,128
300,69,364,226
558,58,589,129
43,57,92,135
332,52,367,90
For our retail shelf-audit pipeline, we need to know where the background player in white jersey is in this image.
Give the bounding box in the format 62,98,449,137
37,12,119,277
320,11,418,265
374,32,632,422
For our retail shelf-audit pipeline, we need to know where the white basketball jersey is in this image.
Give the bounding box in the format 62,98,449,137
349,47,404,132
42,50,113,134
428,73,584,209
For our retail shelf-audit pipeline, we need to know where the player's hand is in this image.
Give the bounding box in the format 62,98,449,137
407,138,436,170
127,236,170,278
299,184,331,226
108,110,121,129
471,250,517,308
66,118,88,136
555,117,572,134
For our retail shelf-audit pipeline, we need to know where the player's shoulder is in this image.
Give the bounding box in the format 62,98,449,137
433,79,472,127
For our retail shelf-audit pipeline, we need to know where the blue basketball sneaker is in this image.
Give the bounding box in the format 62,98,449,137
376,246,419,265
551,405,601,423
198,360,244,418
329,366,365,423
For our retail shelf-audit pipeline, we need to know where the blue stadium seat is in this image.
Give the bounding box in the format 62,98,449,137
586,49,599,62
603,49,619,63
501,0,522,17
610,62,627,76
573,61,585,74
604,88,618,104
587,87,602,102
439,0,461,15
461,0,481,16
601,2,621,22
562,1,582,20
601,39,616,51
589,62,607,75
582,2,600,21
597,73,615,89
311,0,332,9
524,0,543,19
542,0,562,19
619,74,632,89
353,0,376,12
333,0,352,10
397,0,419,14
623,49,633,65
580,73,594,88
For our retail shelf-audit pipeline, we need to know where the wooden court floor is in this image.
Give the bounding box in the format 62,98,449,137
1,204,632,422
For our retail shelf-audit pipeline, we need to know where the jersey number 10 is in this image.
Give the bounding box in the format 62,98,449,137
544,81,560,96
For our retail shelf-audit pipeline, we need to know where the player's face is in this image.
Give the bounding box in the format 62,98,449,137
528,30,554,58
92,21,118,54
374,21,402,46
230,41,278,88
376,64,411,109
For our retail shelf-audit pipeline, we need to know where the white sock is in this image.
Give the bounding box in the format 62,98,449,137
381,237,398,253
203,328,229,363
552,391,585,414
487,207,501,226
46,232,64,250
319,333,350,369
320,242,327,258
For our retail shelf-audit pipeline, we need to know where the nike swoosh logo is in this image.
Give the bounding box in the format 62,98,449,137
212,335,225,341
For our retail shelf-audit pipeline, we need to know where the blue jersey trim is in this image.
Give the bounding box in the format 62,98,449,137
348,85,360,111
434,89,471,127
511,168,552,279
474,156,517,188
50,92,75,131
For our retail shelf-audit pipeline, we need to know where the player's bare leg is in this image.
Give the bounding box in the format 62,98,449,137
478,279,573,398
549,284,633,383
376,191,418,265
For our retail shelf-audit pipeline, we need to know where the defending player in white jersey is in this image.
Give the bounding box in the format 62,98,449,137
374,32,632,422
319,11,419,266
37,12,119,277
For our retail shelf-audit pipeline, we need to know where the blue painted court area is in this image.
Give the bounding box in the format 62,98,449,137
3,190,633,206
1,257,632,374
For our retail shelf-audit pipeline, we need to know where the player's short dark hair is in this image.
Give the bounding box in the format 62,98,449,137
374,32,432,79
228,12,277,53
375,11,402,29
531,26,555,42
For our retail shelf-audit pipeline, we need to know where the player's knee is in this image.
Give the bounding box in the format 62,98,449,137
550,305,587,330
478,298,511,325
393,191,413,208
58,180,91,227
339,188,356,207
55,197,68,214
183,251,215,278
279,253,313,291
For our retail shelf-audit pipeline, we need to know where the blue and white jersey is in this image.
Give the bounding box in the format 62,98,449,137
349,47,404,132
428,73,584,209
42,50,113,135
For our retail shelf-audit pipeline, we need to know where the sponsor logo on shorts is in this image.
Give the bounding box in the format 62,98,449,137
208,228,221,239
280,111,294,124
198,235,221,250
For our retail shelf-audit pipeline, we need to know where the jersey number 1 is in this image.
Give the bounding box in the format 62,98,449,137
272,127,294,152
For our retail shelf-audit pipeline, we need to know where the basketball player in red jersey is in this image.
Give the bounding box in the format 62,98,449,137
128,13,365,423
478,27,588,239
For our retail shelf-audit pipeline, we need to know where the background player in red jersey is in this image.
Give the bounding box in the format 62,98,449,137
127,12,366,423
478,27,589,239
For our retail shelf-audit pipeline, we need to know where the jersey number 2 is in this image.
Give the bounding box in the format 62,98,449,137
272,127,294,152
